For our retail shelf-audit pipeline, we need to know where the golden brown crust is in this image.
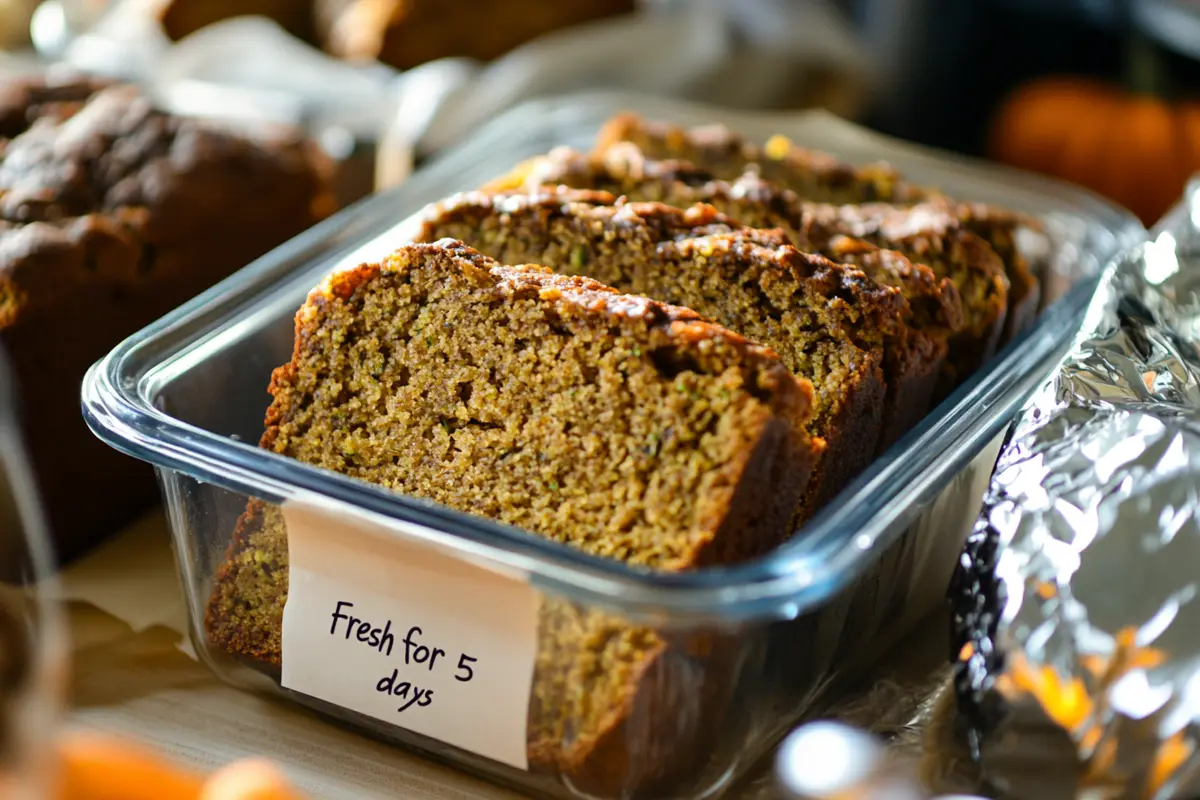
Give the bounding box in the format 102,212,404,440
306,239,799,374
478,158,966,453
422,187,746,244
420,189,914,338
486,144,966,344
594,112,934,204
592,112,1039,350
818,234,963,332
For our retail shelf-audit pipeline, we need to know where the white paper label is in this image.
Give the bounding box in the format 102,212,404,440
280,498,539,770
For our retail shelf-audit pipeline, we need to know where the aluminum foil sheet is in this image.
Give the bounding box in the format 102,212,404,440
950,181,1200,800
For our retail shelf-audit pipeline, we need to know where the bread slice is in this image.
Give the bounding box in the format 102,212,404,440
794,197,1007,385
591,113,1038,343
484,145,972,346
484,147,985,419
418,189,918,514
488,144,1004,389
953,200,1041,341
264,239,817,566
206,240,821,793
588,148,991,383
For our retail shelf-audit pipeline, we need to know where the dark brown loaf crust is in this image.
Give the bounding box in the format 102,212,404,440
205,239,818,794
317,0,636,70
416,188,918,515
592,113,1039,348
0,75,335,563
0,74,113,138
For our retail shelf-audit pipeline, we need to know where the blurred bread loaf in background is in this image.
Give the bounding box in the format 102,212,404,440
148,0,637,70
317,0,636,69
0,71,336,565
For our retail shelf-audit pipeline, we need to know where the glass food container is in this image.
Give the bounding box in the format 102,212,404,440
0,347,68,800
81,91,1143,799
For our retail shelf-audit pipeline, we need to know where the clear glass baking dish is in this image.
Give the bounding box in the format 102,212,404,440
81,90,1143,799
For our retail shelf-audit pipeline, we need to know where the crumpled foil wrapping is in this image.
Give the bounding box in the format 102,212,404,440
950,181,1200,799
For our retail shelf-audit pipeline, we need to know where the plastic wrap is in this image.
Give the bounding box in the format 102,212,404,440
951,180,1200,798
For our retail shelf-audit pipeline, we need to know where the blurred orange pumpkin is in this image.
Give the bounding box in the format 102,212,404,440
54,731,306,800
988,76,1200,226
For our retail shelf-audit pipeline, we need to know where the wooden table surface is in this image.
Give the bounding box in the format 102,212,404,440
59,509,953,800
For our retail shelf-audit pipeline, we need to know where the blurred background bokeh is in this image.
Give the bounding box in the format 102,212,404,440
2,0,1195,228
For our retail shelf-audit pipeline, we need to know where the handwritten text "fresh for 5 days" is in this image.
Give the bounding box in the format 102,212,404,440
329,601,478,714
